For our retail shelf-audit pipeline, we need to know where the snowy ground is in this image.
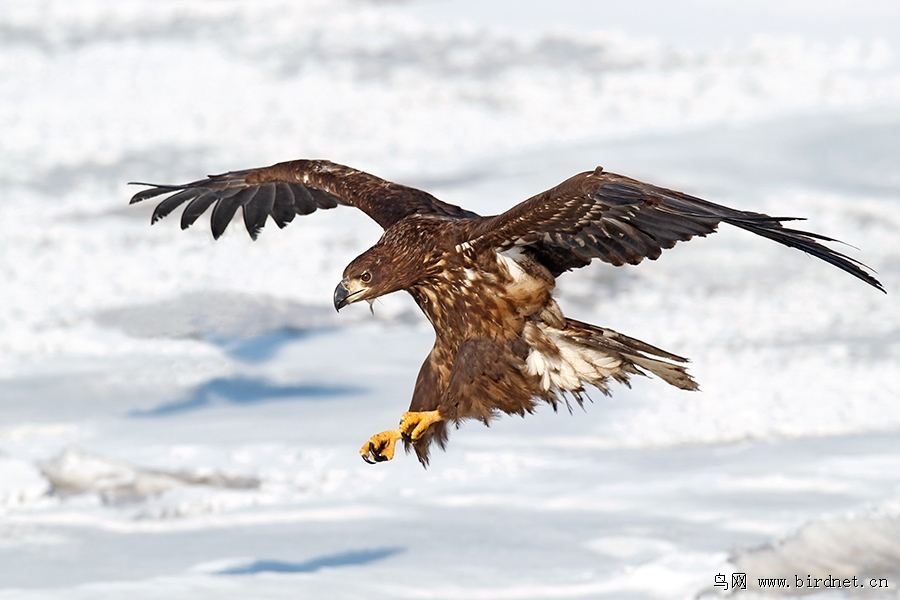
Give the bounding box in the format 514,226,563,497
2,1,900,598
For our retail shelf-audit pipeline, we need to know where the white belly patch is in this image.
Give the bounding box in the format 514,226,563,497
523,323,621,392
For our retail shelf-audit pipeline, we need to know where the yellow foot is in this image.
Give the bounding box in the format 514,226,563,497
360,411,443,465
360,429,402,464
399,410,443,443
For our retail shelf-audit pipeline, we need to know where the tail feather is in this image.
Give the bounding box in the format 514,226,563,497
563,318,699,391
627,354,699,391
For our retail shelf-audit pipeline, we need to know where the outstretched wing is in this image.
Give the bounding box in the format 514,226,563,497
130,159,479,239
467,167,884,292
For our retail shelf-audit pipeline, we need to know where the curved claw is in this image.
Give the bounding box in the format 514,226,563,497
359,429,401,464
361,442,391,464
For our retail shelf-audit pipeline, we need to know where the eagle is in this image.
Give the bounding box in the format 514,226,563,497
130,160,884,466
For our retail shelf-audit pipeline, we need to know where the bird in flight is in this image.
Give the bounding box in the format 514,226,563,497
130,160,883,466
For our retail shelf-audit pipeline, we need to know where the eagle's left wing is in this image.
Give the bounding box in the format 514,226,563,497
466,167,884,292
130,159,479,239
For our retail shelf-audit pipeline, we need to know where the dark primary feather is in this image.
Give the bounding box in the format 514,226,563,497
181,192,219,230
467,167,884,292
129,159,479,238
243,182,275,240
211,187,256,240
150,188,200,223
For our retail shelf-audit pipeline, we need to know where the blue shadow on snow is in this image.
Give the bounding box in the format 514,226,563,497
218,547,405,575
129,376,363,417
207,329,325,364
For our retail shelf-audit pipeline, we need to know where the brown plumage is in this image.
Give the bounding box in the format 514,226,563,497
130,160,884,466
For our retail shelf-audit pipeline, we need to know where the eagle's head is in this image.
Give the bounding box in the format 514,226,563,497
334,217,448,311
334,243,417,311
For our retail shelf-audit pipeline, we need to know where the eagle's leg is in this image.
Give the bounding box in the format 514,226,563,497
359,411,443,464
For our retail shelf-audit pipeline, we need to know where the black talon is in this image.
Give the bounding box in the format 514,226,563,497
361,441,391,464
362,442,377,464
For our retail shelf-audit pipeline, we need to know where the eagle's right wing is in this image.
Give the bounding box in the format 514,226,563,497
466,167,884,292
130,159,479,239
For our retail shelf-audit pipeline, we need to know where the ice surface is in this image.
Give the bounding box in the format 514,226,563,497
2,0,900,598
732,512,900,593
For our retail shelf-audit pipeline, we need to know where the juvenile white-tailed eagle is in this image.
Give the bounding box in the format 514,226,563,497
130,161,884,465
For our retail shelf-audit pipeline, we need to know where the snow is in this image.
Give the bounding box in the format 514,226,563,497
2,0,900,598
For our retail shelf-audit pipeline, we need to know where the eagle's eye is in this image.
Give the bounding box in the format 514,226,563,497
360,271,372,283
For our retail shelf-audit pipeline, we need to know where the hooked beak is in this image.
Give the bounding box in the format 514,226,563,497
334,276,373,312
334,278,351,311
